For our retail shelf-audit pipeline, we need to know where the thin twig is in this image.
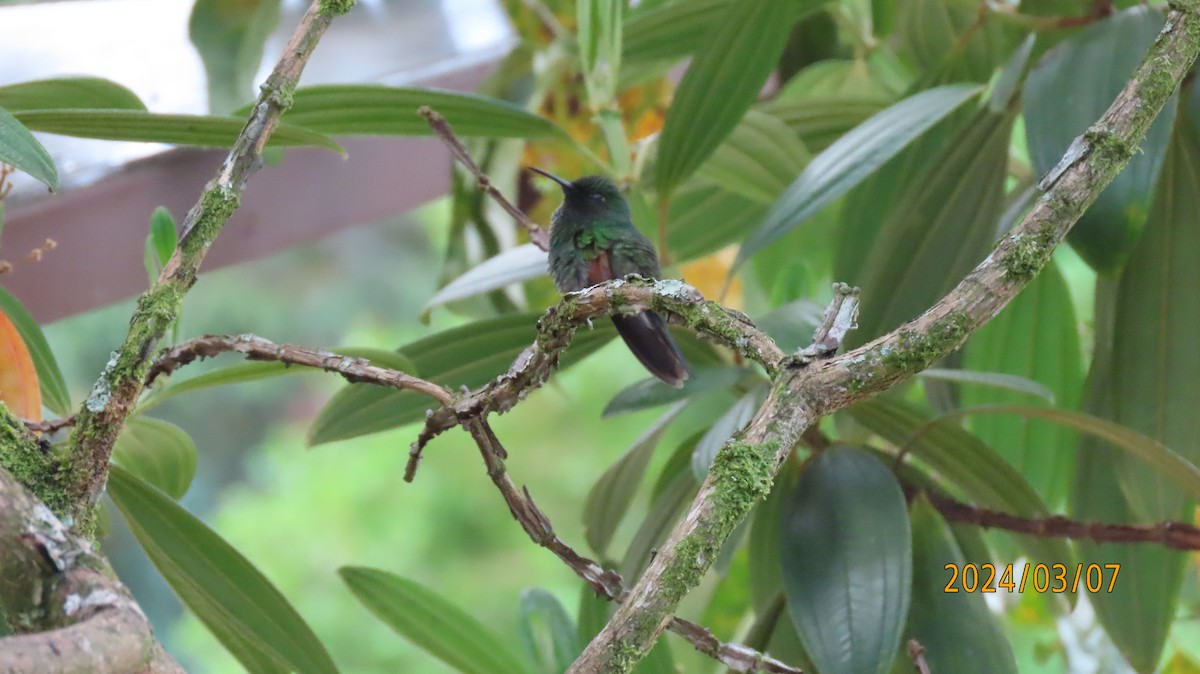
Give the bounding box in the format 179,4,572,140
908,640,931,674
145,334,451,404
23,416,75,434
419,107,550,250
464,418,801,674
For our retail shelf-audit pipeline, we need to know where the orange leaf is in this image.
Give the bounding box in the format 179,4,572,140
0,308,41,421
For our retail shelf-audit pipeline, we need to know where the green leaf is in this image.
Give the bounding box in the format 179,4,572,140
339,566,531,674
691,384,766,479
851,103,1015,344
517,589,579,674
693,110,808,203
14,109,341,152
747,458,799,611
145,206,178,283
109,465,339,674
111,416,197,500
781,446,911,674
141,347,414,413
917,368,1056,404
307,315,615,445
961,260,1082,506
621,434,699,580
738,84,983,267
0,105,57,190
601,365,748,417
654,0,795,195
1111,112,1200,521
424,243,548,313
0,77,146,111
903,496,1017,674
665,181,768,263
849,397,1070,566
578,0,623,106
278,86,566,139
1025,6,1173,274
0,287,70,415
622,0,732,65
895,0,1016,83
189,0,282,114
583,404,684,556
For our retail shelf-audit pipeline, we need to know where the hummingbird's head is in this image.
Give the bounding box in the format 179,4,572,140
531,168,631,222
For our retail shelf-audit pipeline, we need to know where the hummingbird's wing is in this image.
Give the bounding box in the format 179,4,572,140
608,231,662,280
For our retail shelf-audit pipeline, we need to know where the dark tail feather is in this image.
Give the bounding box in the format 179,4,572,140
611,311,691,388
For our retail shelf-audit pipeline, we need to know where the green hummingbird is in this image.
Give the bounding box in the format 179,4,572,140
532,168,691,388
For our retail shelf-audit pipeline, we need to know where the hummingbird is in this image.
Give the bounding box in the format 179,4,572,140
532,167,691,388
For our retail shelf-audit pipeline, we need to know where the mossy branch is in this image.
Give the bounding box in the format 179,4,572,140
59,0,349,527
568,3,1200,672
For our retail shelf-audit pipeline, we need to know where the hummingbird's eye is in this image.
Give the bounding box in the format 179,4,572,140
592,192,606,203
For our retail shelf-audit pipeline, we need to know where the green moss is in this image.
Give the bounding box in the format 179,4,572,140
1002,220,1057,281
183,187,240,258
880,312,970,376
319,0,356,16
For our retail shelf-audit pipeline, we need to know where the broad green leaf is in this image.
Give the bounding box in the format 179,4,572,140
307,315,615,445
918,368,1055,404
518,589,578,674
901,497,1017,674
781,446,911,674
601,365,748,417
190,0,282,114
584,404,684,556
962,260,1082,506
109,466,338,674
761,96,892,153
278,86,565,139
14,109,341,152
0,105,56,190
654,0,795,195
849,397,1070,566
339,567,531,674
424,243,547,313
747,457,799,611
691,384,766,478
141,347,415,413
578,0,623,106
622,0,732,65
895,0,1016,83
111,416,197,499
693,110,808,203
1112,112,1200,522
0,287,70,415
851,103,1015,344
1025,7,1173,274
0,77,146,111
622,432,700,585
739,84,983,267
665,181,768,263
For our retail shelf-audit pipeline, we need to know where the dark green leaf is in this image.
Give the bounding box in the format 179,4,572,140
189,0,282,114
654,0,795,194
851,104,1015,344
691,384,766,478
962,260,1082,506
339,566,531,674
1025,6,1173,274
0,105,57,190
518,588,578,674
739,84,983,267
918,368,1056,404
278,86,566,139
781,446,911,674
665,182,768,263
902,496,1017,674
584,405,684,556
0,286,70,415
0,77,146,111
307,315,614,445
849,397,1070,566
602,365,748,417
14,109,341,152
111,416,197,500
694,110,808,203
747,458,799,611
141,347,414,413
622,434,700,579
109,466,338,674
895,0,1017,83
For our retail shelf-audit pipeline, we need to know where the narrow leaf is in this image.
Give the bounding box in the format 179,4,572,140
602,365,748,417
781,446,911,674
693,110,809,203
918,368,1056,404
622,0,732,65
111,416,197,500
14,109,341,152
738,84,982,266
424,243,547,312
0,105,57,189
622,434,700,579
665,182,768,263
109,466,339,674
0,287,70,415
189,0,282,114
339,567,531,674
904,496,1017,673
518,588,579,674
654,0,795,194
691,384,765,478
0,77,146,111
583,404,684,556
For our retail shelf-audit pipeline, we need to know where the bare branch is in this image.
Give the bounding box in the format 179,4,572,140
908,640,931,674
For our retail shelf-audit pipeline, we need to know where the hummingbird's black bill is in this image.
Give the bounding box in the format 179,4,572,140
530,167,573,190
